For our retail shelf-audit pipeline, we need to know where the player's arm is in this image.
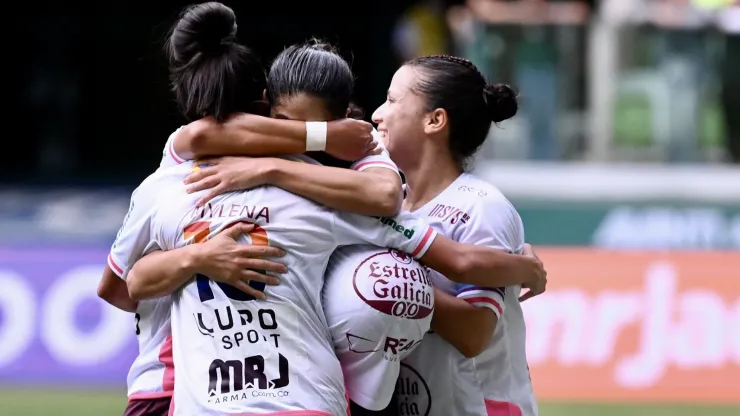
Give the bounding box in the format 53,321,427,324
421,238,544,289
430,289,498,358
258,159,401,216
98,188,152,313
184,154,402,217
97,266,137,313
175,114,375,162
430,200,522,357
126,223,286,301
331,210,545,291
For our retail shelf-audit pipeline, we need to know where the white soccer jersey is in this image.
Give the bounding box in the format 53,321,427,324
349,129,399,174
149,159,438,416
160,126,187,168
322,246,433,411
107,159,194,400
398,173,537,416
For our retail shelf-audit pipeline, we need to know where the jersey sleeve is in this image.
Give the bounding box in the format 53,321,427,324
159,127,187,168
108,187,156,280
331,210,438,259
349,130,400,175
453,195,525,319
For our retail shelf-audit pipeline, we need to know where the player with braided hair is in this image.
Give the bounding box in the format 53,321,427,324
373,55,539,416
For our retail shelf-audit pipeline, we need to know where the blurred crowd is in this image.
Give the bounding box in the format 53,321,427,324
394,0,740,163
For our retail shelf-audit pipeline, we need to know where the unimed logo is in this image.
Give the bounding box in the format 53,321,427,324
377,217,416,239
208,354,290,402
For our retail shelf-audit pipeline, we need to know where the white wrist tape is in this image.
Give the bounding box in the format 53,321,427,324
305,121,328,152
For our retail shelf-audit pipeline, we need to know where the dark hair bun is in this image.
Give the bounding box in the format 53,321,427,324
170,2,237,62
483,83,518,123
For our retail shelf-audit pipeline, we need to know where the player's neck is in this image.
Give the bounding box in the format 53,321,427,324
402,149,461,212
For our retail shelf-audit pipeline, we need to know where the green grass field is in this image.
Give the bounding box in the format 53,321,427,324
0,389,737,416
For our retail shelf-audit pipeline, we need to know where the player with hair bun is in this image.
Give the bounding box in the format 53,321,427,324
373,55,539,416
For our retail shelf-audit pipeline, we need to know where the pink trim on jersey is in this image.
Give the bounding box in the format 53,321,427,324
343,374,351,416
128,391,173,401
168,137,185,164
484,399,522,416
410,227,434,257
166,401,334,416
230,411,333,416
353,161,396,171
464,297,503,316
159,336,175,392
108,254,124,276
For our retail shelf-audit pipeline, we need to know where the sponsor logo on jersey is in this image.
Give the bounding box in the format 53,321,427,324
353,250,434,319
377,217,417,239
207,354,290,404
396,363,431,416
390,249,413,264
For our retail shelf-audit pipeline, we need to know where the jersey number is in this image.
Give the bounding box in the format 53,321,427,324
195,221,270,303
134,313,141,336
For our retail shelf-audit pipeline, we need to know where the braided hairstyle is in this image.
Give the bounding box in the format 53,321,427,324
405,55,517,169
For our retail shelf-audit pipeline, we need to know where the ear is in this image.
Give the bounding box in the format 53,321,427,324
423,108,447,135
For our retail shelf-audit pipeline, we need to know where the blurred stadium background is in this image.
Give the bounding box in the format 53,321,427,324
3,0,740,415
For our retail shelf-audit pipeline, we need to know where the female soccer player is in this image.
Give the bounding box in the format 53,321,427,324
373,56,538,416
263,40,434,416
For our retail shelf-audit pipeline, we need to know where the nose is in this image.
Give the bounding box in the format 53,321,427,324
371,103,385,124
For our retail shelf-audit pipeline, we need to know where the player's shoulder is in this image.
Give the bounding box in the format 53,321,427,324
452,173,516,214
201,183,331,223
135,162,192,199
160,126,188,167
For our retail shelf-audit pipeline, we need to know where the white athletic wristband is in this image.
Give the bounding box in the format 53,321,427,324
305,121,328,152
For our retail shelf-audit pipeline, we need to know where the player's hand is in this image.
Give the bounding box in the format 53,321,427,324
185,156,272,207
519,243,547,302
364,140,384,158
325,119,376,161
194,223,286,300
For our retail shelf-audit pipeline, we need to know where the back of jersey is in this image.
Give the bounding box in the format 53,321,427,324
108,161,194,400
152,181,347,416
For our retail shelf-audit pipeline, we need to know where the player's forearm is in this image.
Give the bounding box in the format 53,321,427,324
184,114,308,159
265,159,401,216
98,267,138,313
431,289,496,358
421,237,529,286
426,239,534,287
127,246,203,301
459,245,539,287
